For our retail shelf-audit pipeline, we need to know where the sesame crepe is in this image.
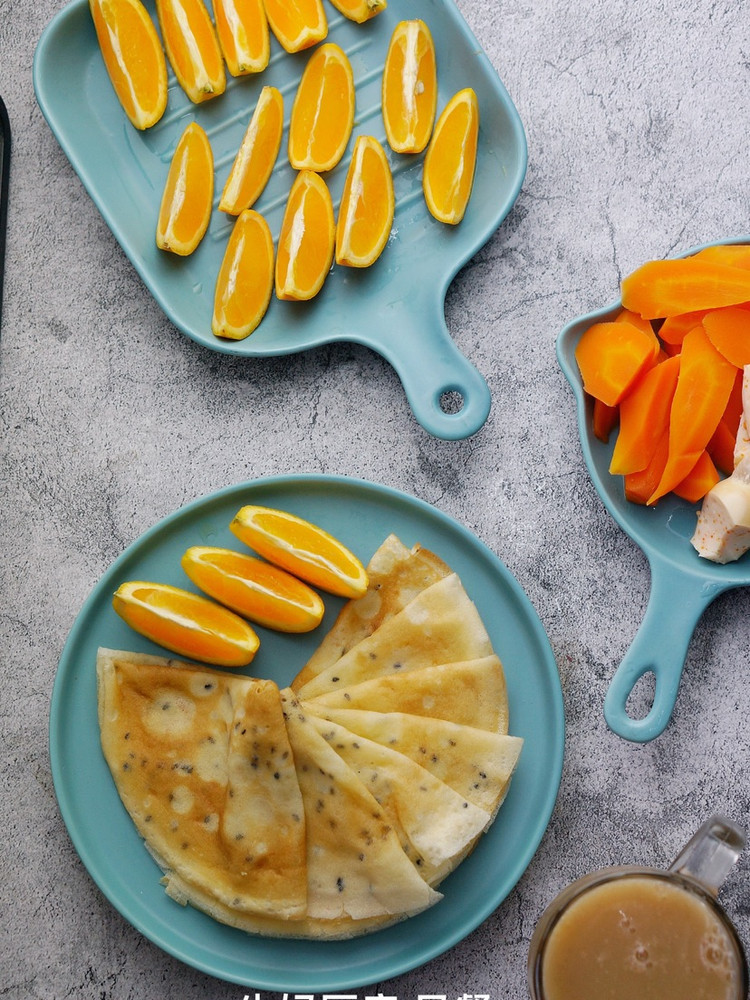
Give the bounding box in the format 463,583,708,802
279,689,441,921
299,703,522,818
304,655,509,734
292,534,451,691
96,649,307,919
95,535,523,940
306,712,492,877
293,573,495,701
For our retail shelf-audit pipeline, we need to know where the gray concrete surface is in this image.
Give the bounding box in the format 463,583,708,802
2,0,749,997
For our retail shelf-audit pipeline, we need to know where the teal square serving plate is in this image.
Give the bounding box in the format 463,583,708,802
33,0,527,439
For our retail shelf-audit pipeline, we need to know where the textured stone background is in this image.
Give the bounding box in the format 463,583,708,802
1,0,749,997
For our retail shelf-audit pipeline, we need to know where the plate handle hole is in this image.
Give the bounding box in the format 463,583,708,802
625,669,656,720
439,389,465,415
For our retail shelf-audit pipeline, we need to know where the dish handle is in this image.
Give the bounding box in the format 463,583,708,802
375,290,492,441
603,555,724,743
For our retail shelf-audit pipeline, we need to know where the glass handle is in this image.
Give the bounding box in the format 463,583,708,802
669,815,746,897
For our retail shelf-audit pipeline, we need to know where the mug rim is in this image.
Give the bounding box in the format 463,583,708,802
527,866,749,1000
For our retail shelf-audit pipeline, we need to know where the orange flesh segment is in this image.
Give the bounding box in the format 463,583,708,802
156,122,214,256
382,19,437,154
423,88,479,225
220,85,284,214
213,0,269,75
181,546,325,632
212,209,274,340
230,505,368,598
89,0,167,129
326,0,386,22
335,135,394,268
156,0,226,103
112,581,259,666
288,44,355,172
264,0,327,53
275,171,335,301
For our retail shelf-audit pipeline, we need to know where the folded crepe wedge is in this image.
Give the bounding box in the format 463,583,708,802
305,655,509,734
307,712,492,884
96,648,307,920
294,573,494,701
166,689,447,939
162,876,399,939
292,534,451,691
279,689,442,922
300,703,523,818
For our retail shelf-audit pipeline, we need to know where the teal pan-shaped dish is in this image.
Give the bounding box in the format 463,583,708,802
557,236,750,743
50,475,564,990
33,0,527,440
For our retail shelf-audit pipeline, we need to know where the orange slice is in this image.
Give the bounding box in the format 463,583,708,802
212,209,274,339
213,0,269,75
326,0,386,23
423,87,479,225
230,505,369,598
288,43,355,172
181,545,325,632
156,121,214,255
89,0,168,130
381,19,437,154
219,85,283,215
335,135,394,268
155,0,226,103
112,580,260,666
275,170,335,301
264,0,327,53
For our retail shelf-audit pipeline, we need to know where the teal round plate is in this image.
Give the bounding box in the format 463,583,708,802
50,474,563,991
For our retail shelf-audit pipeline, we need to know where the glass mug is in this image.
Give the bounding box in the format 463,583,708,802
527,816,748,1000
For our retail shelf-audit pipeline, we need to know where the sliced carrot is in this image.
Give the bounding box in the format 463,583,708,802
722,368,745,434
648,326,737,504
672,450,720,503
661,339,683,358
707,418,737,476
621,258,750,319
695,244,750,270
592,397,619,443
574,321,656,406
609,355,680,476
624,429,669,505
702,306,750,367
657,311,705,346
615,308,660,359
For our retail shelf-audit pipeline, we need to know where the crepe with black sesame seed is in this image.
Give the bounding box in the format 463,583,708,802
96,648,307,920
292,535,451,693
306,712,492,885
304,655,509,734
293,573,494,702
298,703,522,819
279,688,442,921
